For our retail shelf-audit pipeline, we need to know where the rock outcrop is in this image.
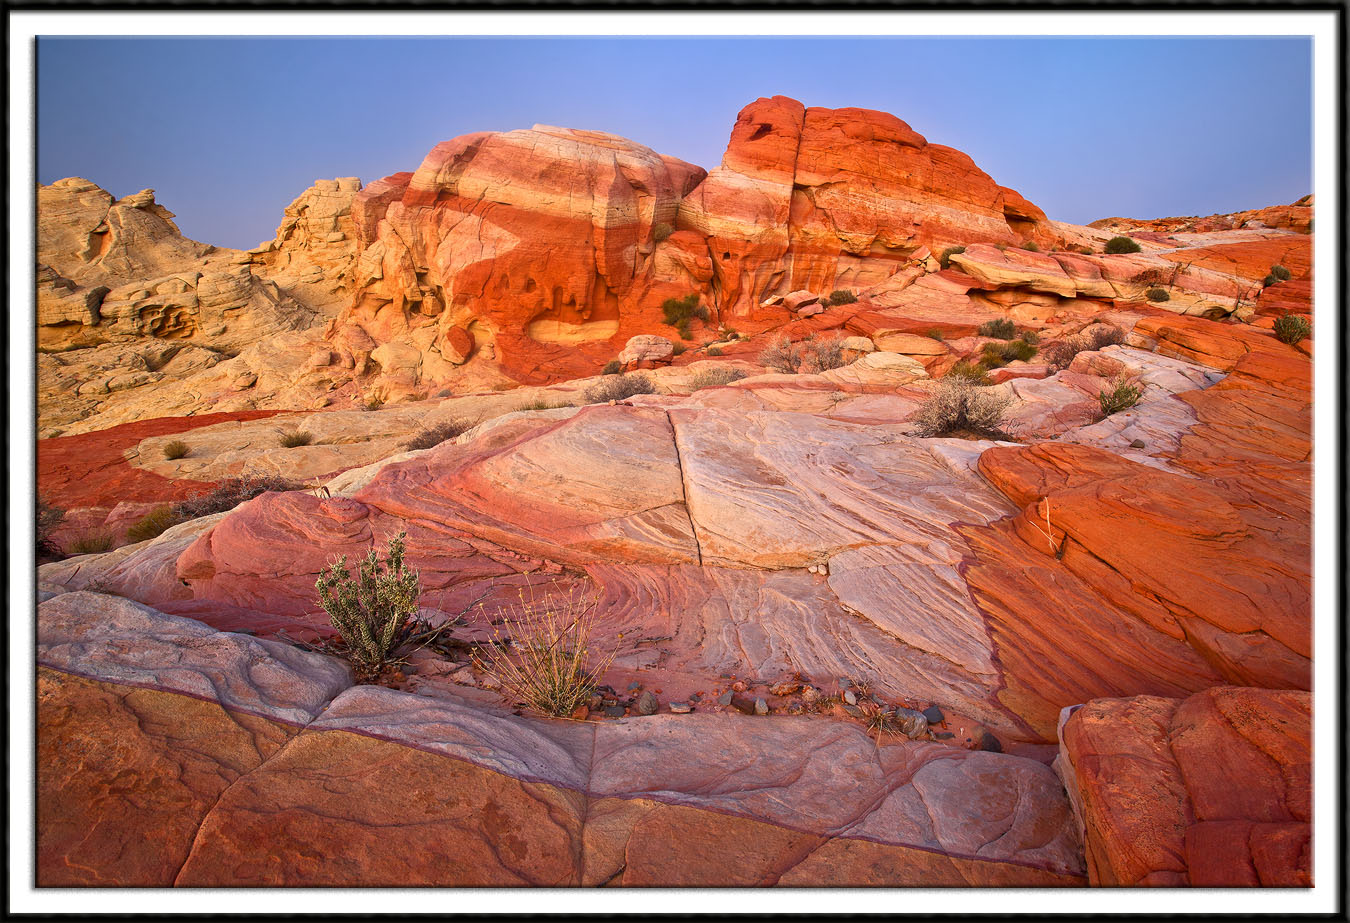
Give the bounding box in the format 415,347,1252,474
1055,687,1310,886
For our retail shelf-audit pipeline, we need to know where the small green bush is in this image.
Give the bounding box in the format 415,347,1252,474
364,396,384,411
1145,287,1170,302
583,373,656,404
978,318,1017,340
404,417,476,451
1272,313,1311,346
602,359,622,375
653,222,674,242
1020,330,1040,345
671,342,687,356
125,505,179,544
676,317,694,340
913,377,1012,438
1105,236,1142,254
162,440,189,460
946,361,991,385
279,430,314,448
1262,274,1278,288
1022,241,1040,252
315,532,441,684
938,246,966,270
1003,338,1038,362
689,367,747,390
661,294,703,327
827,289,858,306
1270,264,1292,281
1098,375,1143,417
706,345,724,357
68,532,114,555
925,328,945,341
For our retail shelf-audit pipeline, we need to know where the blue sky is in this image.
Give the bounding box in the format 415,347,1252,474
37,36,1313,249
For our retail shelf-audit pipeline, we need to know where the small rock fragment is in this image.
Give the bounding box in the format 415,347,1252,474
731,680,747,692
843,690,858,706
892,707,929,739
604,705,626,718
717,690,734,706
569,704,590,721
978,730,1004,752
842,704,863,718
801,685,820,704
921,705,944,725
635,690,659,716
669,702,692,714
754,697,769,716
1129,438,1146,449
731,694,757,715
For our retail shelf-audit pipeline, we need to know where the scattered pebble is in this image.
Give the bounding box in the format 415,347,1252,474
933,731,955,740
635,690,659,716
604,705,626,718
570,704,590,721
921,705,944,724
717,690,734,706
731,680,747,693
842,704,863,718
801,685,820,704
978,730,1003,753
1129,438,1146,449
628,681,642,691
754,697,769,716
669,702,692,714
843,690,858,706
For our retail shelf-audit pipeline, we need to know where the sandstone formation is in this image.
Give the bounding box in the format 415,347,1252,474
32,101,1316,890
1056,687,1310,886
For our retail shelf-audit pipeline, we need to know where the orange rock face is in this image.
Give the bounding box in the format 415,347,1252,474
1057,687,1311,886
680,97,1052,316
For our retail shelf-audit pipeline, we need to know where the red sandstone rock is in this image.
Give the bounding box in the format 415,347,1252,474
1057,687,1311,886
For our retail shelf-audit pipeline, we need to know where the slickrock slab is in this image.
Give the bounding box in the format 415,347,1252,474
37,591,351,724
37,668,299,886
1056,687,1311,886
37,602,1085,887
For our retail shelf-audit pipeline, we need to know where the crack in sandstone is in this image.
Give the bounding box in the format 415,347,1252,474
664,410,703,566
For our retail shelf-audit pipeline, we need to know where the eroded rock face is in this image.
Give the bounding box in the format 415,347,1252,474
1056,687,1311,886
679,97,1052,316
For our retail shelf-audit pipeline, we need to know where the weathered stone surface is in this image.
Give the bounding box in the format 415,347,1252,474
37,591,351,723
1057,687,1310,886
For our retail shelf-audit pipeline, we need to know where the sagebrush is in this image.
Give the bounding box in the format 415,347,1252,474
759,334,802,373
279,430,314,448
978,318,1017,340
583,373,656,404
1104,236,1142,254
162,440,190,460
404,417,476,451
125,505,180,544
1098,375,1143,417
1273,313,1311,346
689,367,747,390
826,289,857,306
912,377,1012,439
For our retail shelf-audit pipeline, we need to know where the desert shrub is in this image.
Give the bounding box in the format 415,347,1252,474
800,335,846,373
946,361,991,385
671,342,687,356
938,246,966,270
364,396,384,411
1078,245,1095,255
1262,274,1278,287
721,327,739,339
1022,240,1040,252
925,328,945,341
676,317,694,340
279,430,314,448
827,289,858,306
760,334,802,373
1003,338,1038,362
1020,329,1040,345
37,497,65,557
162,440,189,460
1273,313,1311,346
689,367,747,390
602,359,622,375
1084,324,1126,350
583,373,656,404
978,318,1017,340
706,345,724,357
171,475,304,521
473,583,616,717
404,417,475,451
518,398,571,412
913,377,1012,438
124,505,179,544
1104,236,1142,254
68,532,114,555
661,294,704,327
1270,264,1292,281
653,222,674,242
980,344,1010,369
1145,287,1170,302
315,532,442,684
1098,375,1143,417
